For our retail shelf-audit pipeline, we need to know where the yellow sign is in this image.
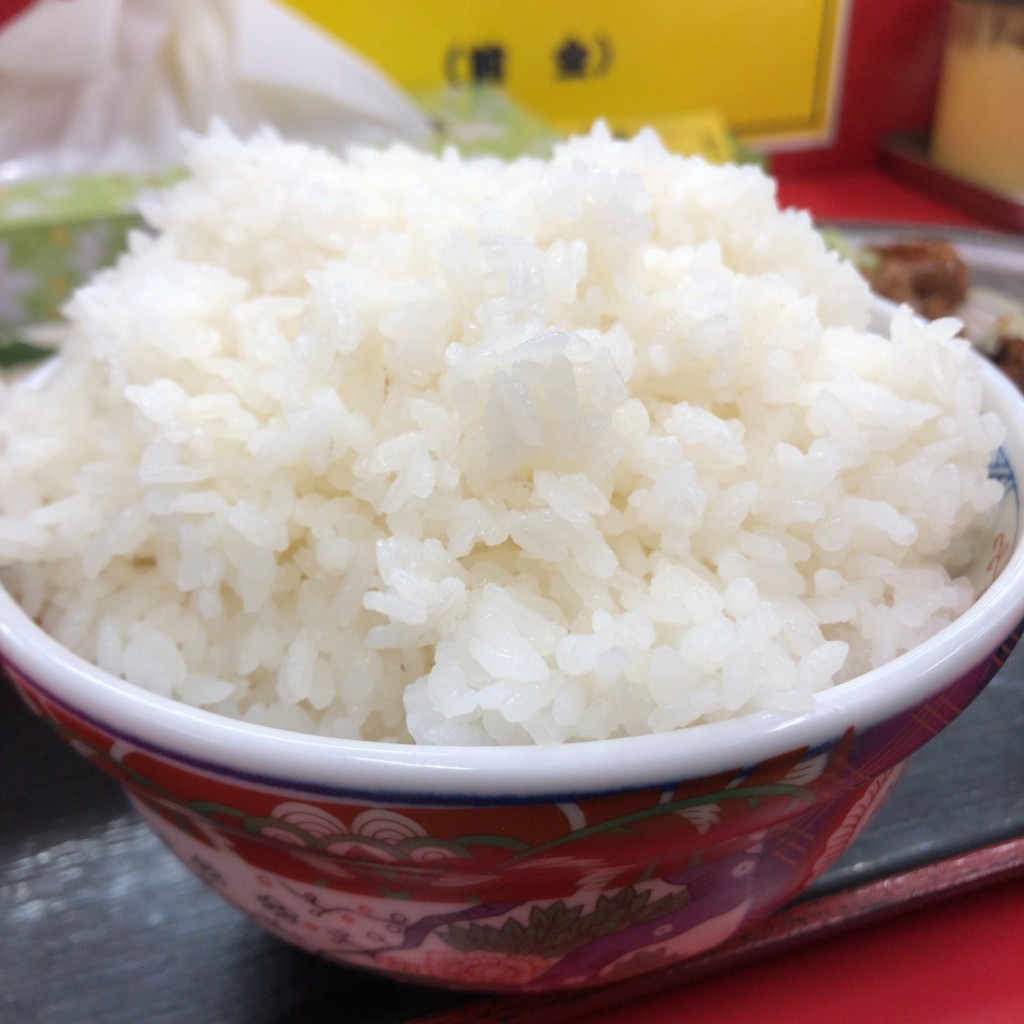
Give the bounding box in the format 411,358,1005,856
285,0,849,149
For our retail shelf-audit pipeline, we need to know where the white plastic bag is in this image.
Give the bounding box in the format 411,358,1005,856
0,0,429,179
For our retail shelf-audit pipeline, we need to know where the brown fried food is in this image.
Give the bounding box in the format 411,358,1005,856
994,335,1024,391
864,240,969,319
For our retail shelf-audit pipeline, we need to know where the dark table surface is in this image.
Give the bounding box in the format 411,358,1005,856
3,644,1024,1024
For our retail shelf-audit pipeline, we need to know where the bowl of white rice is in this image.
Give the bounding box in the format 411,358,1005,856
3,124,1024,991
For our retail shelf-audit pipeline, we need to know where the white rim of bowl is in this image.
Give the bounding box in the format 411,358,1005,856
3,354,1024,801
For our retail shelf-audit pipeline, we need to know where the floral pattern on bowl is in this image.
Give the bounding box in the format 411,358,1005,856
3,644,1009,991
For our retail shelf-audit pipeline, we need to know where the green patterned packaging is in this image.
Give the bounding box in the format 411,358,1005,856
0,173,163,331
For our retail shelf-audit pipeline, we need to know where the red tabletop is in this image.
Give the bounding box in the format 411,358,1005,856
587,873,1024,1024
776,168,993,230
0,0,30,27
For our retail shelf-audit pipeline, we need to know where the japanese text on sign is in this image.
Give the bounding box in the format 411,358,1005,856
285,0,850,148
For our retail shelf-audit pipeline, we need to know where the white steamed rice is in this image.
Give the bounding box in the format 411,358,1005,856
0,123,1006,745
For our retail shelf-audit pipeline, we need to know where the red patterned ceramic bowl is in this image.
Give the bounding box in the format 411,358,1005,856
3,352,1024,993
